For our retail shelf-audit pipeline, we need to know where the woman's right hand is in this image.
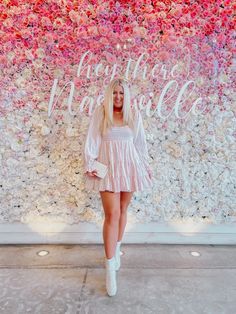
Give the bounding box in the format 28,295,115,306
86,170,98,177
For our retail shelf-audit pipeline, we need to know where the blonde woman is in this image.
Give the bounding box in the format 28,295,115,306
83,78,153,296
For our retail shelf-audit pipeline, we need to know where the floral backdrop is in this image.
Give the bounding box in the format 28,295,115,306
0,0,235,226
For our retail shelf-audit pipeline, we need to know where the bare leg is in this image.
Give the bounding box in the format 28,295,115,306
118,192,134,241
100,190,120,259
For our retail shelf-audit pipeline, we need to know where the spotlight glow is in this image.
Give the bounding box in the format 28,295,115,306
190,251,201,257
37,250,49,256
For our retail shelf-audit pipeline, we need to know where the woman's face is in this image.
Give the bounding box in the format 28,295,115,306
113,84,124,110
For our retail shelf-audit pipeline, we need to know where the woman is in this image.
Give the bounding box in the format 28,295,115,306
83,78,153,296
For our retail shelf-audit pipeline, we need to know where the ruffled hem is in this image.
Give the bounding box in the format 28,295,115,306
84,173,153,193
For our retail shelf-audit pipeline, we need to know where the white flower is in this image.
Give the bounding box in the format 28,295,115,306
15,76,26,88
208,94,219,103
35,48,45,58
41,126,50,136
53,69,65,78
163,141,183,158
218,72,229,84
35,164,47,173
195,76,205,86
21,68,32,80
10,141,22,152
65,127,78,137
6,158,19,167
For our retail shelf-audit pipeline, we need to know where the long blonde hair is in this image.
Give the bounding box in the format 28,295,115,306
100,78,135,136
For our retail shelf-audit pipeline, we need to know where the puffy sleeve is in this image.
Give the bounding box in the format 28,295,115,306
133,109,152,176
83,105,103,174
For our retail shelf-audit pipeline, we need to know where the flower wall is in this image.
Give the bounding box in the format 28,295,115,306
0,0,235,226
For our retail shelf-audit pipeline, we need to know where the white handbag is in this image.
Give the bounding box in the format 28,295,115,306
92,160,108,179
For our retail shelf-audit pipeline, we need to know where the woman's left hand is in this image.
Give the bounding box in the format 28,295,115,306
86,170,98,177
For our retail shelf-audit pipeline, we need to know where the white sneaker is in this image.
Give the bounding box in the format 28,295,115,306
115,241,121,271
105,256,117,296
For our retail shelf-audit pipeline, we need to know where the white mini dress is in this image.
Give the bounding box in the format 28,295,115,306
83,105,153,193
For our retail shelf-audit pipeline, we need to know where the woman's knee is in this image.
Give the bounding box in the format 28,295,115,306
104,208,120,223
100,190,120,222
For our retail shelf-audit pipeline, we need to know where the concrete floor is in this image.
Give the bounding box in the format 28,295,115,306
0,244,235,314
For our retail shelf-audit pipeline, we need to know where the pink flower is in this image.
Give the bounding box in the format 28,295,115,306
0,55,7,68
98,26,109,36
41,17,52,28
69,10,79,24
87,26,99,36
158,51,169,62
103,51,117,64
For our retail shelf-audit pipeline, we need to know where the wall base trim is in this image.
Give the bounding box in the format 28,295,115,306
0,222,236,244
